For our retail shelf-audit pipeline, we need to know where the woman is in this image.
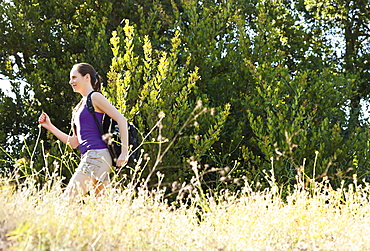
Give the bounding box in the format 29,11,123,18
38,63,129,202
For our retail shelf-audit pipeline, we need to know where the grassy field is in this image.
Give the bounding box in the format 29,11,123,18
2,168,370,251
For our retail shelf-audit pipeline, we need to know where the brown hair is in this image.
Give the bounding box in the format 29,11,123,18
74,63,102,92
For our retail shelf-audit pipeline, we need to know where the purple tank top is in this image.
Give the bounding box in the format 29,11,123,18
74,103,107,155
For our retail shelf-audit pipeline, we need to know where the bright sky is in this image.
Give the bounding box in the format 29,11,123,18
0,78,26,98
0,79,12,93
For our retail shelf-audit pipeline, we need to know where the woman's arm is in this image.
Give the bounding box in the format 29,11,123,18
91,92,129,166
38,112,79,149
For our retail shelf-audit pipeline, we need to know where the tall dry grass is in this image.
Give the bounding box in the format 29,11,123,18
2,164,370,250
2,123,370,250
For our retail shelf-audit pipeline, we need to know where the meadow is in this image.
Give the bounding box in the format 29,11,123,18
2,162,370,251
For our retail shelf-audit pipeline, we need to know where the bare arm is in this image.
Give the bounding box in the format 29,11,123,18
91,92,129,166
38,112,79,149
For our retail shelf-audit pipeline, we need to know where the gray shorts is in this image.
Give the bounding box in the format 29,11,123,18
76,148,112,182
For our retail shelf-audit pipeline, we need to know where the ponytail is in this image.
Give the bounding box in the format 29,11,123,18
92,73,102,92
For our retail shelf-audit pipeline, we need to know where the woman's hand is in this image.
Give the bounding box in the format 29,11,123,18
38,111,79,148
116,152,129,167
38,112,52,129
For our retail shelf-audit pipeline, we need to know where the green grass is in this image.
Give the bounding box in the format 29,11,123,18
2,168,370,250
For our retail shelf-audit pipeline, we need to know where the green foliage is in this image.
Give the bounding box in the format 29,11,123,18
106,20,230,189
1,0,370,195
244,61,369,187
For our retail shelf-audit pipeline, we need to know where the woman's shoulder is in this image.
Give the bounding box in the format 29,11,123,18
90,90,104,98
90,91,109,113
90,91,107,103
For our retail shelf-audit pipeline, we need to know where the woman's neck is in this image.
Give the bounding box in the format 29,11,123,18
79,87,95,97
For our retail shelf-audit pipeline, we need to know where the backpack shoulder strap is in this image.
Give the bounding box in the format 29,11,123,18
86,91,104,135
86,90,99,114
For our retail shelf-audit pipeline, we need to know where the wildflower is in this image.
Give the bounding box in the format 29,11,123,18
172,181,180,192
220,177,227,182
196,100,203,109
158,111,165,119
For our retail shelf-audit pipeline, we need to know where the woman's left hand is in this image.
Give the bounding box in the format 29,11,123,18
116,152,129,167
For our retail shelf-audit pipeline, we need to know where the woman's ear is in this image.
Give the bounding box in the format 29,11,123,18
84,73,91,82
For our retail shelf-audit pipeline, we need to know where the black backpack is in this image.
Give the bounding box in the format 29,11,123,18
86,91,140,166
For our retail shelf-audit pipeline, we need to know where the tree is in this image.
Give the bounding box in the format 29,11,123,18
106,21,231,189
296,0,370,127
1,0,369,193
240,0,370,187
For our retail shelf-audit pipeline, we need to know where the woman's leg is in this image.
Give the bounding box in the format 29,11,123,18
66,149,112,202
64,173,109,202
64,172,96,203
94,180,110,197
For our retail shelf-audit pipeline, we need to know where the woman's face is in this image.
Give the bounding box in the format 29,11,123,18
69,67,87,93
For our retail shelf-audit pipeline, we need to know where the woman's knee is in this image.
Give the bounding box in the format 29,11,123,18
66,173,95,196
